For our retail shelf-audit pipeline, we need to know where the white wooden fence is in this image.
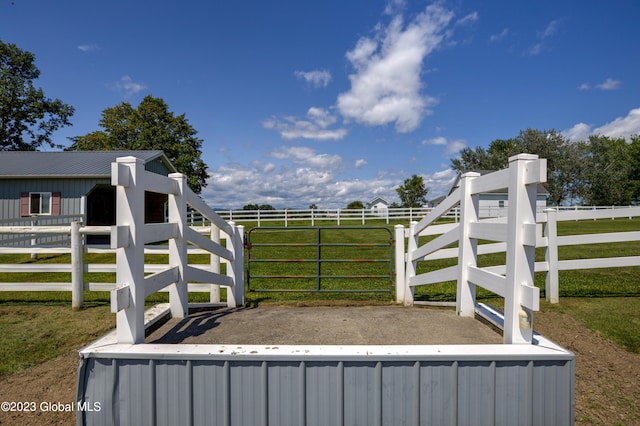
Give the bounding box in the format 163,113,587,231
396,153,640,344
0,224,238,310
109,156,244,343
399,154,545,344
542,206,640,303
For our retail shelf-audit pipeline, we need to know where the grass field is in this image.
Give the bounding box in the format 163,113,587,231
0,217,639,377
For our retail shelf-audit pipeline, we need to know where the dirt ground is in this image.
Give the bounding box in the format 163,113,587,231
1,307,639,425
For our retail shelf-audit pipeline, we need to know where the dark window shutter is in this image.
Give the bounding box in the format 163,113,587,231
52,192,61,216
20,192,30,216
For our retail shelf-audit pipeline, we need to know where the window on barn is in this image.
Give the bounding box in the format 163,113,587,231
20,192,61,216
30,192,51,214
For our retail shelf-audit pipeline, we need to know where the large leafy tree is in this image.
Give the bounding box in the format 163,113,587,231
583,135,632,206
67,95,208,193
0,40,74,150
451,129,583,205
396,174,428,208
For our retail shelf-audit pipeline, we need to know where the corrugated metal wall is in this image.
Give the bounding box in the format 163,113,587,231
77,354,574,426
0,178,105,246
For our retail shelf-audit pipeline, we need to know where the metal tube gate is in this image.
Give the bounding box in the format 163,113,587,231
246,226,394,293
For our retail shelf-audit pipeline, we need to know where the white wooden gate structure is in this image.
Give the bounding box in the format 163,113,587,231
400,154,546,344
110,156,244,344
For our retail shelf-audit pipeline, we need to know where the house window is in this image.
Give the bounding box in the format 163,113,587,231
20,192,61,216
30,192,52,215
498,200,505,208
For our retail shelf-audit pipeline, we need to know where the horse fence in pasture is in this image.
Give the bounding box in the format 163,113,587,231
396,154,640,344
190,204,634,227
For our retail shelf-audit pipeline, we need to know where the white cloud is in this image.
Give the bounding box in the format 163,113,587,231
593,108,640,139
270,146,342,169
355,159,367,169
110,75,146,98
262,107,348,141
78,44,99,52
422,136,466,155
526,19,559,56
489,28,509,42
561,122,592,142
579,78,621,91
422,136,447,145
384,0,406,16
539,20,559,39
203,148,401,209
456,12,478,27
562,108,640,141
336,4,454,133
595,78,621,90
294,69,332,88
424,168,458,198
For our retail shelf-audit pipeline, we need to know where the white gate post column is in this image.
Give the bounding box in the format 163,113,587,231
394,224,406,303
544,208,559,304
404,221,418,306
71,221,84,310
210,225,221,303
234,225,245,306
168,173,188,319
112,156,146,344
457,172,480,317
504,154,545,344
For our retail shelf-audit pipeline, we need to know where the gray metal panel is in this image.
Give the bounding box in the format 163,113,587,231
78,354,575,426
0,178,105,245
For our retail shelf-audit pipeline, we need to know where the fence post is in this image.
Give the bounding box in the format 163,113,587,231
544,208,559,304
227,222,244,308
71,221,84,310
112,156,146,344
456,172,480,317
504,154,544,344
337,209,341,226
30,216,38,259
404,221,418,306
168,173,188,319
394,225,405,303
210,225,221,303
234,225,245,305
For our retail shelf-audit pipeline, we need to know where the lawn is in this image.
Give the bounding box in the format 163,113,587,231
0,217,639,377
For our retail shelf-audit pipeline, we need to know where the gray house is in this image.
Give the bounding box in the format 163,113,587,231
0,150,176,244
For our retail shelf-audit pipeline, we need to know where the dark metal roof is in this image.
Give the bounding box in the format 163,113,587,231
0,150,176,178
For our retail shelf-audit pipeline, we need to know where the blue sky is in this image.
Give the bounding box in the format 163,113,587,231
2,0,639,209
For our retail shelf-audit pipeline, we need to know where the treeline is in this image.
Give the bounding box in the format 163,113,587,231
451,129,640,206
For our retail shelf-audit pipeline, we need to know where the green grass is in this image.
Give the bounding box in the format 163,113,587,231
0,302,114,376
0,217,638,378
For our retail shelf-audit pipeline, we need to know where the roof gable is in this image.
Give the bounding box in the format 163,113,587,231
366,196,389,208
0,150,176,178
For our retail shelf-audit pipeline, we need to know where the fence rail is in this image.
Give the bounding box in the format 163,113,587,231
0,225,235,306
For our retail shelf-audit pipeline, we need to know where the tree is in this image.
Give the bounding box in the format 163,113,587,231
451,129,584,205
346,200,364,209
0,40,74,150
243,204,274,210
396,175,428,208
67,95,208,193
583,135,631,205
627,136,640,204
